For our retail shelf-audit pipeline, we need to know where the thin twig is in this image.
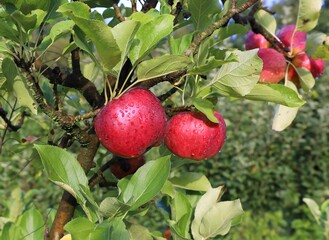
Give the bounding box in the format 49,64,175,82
131,0,137,13
112,1,125,22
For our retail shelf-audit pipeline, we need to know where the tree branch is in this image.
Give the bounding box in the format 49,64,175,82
185,0,260,56
141,0,158,12
112,1,125,22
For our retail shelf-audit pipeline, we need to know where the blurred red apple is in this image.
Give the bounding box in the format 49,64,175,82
164,111,226,161
310,58,325,78
245,31,270,50
277,24,307,55
287,52,311,87
94,88,166,158
258,48,287,84
111,156,146,179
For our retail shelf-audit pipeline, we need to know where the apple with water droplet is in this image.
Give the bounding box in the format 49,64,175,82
258,48,287,84
94,88,166,158
310,58,325,78
110,156,146,179
164,111,226,161
245,31,269,50
277,24,307,55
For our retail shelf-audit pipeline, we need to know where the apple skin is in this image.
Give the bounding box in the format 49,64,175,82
94,88,166,158
258,48,287,84
310,58,325,78
287,52,311,87
110,156,146,179
245,31,269,50
277,24,307,55
164,111,226,161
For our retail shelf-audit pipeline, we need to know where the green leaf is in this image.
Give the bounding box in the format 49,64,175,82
306,33,329,60
120,155,171,210
169,33,193,55
211,49,262,96
10,9,46,33
297,0,322,32
192,186,243,240
112,20,140,75
99,197,131,220
189,52,238,75
128,224,154,240
16,207,45,240
272,81,300,132
38,20,75,51
129,13,175,64
188,0,221,31
303,198,321,224
1,57,37,114
192,98,219,123
58,2,121,71
64,217,96,240
170,172,212,192
199,200,243,238
210,24,249,46
255,9,277,35
170,191,193,239
136,55,191,82
215,83,305,107
105,219,130,240
0,19,19,42
0,222,23,240
296,67,315,92
18,0,50,14
34,144,98,220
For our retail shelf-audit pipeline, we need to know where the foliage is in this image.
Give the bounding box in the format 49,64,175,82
0,0,328,239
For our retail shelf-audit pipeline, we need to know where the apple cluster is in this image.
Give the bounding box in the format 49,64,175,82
94,88,227,176
245,24,326,86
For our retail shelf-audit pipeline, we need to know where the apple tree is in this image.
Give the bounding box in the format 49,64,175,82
0,0,327,239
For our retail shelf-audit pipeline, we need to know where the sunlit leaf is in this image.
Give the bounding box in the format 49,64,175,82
211,49,262,96
1,57,37,114
34,144,98,220
16,207,45,240
170,172,212,191
297,0,322,32
136,55,191,82
188,0,221,31
272,81,301,131
129,13,175,64
58,2,121,71
120,155,171,210
192,98,219,123
255,9,277,35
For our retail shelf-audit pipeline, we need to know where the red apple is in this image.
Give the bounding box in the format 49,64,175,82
277,24,307,55
110,156,146,179
310,58,325,78
164,111,226,161
245,31,269,50
287,52,311,87
258,48,287,84
94,88,166,158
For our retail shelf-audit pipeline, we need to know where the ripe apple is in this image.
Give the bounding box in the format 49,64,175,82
110,156,146,179
245,31,270,50
287,52,311,87
258,48,287,84
277,24,307,55
310,58,325,78
164,111,226,161
94,88,166,158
